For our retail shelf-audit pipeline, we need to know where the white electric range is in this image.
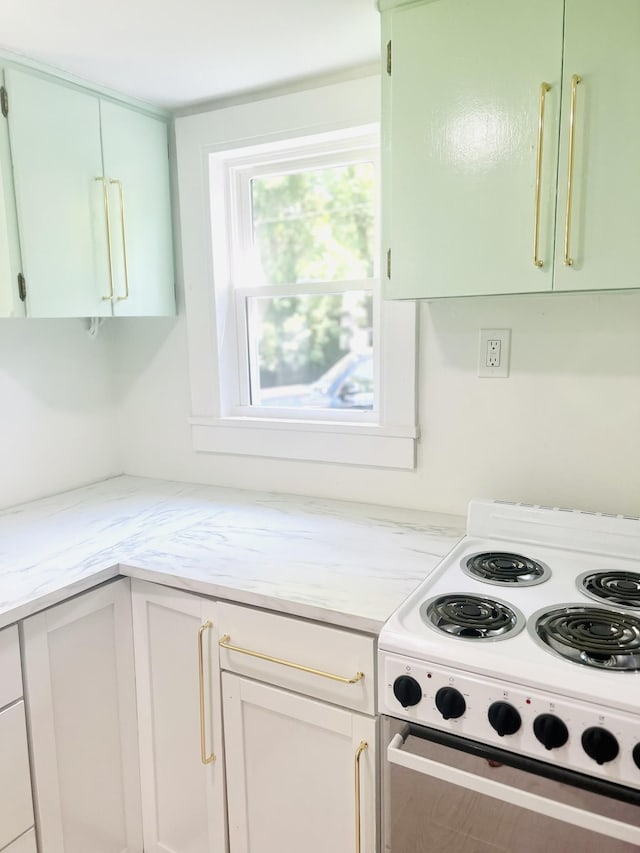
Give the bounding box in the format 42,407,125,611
378,499,640,790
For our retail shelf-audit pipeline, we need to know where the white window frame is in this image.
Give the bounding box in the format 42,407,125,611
223,133,379,422
175,76,418,469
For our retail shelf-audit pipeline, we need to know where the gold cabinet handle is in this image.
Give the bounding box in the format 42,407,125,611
564,74,582,266
109,179,130,300
355,740,368,853
533,83,551,268
198,621,216,765
219,635,365,685
95,177,114,300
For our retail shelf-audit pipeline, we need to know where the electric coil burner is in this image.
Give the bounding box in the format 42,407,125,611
420,593,525,640
532,605,640,671
578,571,640,610
463,551,550,586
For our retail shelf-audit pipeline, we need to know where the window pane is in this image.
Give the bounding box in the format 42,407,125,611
250,162,375,285
248,291,374,410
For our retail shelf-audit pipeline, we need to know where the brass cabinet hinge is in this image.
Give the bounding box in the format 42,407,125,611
386,41,392,76
386,248,392,279
17,273,26,302
0,87,8,118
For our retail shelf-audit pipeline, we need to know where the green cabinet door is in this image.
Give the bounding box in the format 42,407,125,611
100,101,175,316
554,0,640,292
6,69,111,318
0,70,24,317
383,0,564,300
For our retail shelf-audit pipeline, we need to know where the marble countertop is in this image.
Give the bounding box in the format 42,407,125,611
0,476,465,634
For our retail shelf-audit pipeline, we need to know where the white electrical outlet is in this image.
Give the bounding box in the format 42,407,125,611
487,339,501,367
478,329,511,378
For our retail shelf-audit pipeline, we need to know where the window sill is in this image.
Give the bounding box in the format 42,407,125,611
189,417,418,469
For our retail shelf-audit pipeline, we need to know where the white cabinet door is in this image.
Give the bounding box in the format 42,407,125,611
383,0,563,299
222,673,377,853
6,68,112,318
100,101,175,316
554,0,640,292
21,578,143,853
131,580,226,853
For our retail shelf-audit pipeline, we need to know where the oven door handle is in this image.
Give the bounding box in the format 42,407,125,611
388,733,640,846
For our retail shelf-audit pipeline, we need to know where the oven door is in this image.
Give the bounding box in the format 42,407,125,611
382,716,640,853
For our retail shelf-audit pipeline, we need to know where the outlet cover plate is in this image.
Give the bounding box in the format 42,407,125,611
478,328,511,378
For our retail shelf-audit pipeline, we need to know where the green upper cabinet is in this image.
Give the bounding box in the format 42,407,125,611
382,0,564,299
100,101,175,316
0,69,25,317
6,67,175,318
381,0,640,299
7,70,109,318
554,0,640,292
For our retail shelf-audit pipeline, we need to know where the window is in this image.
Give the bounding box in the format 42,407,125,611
175,76,417,469
225,135,379,421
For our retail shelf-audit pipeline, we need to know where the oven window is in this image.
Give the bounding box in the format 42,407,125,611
386,730,640,853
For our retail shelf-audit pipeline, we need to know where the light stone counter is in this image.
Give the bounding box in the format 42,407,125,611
0,476,465,634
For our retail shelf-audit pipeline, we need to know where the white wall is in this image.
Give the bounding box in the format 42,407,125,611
109,287,640,518
4,287,634,519
0,319,120,509
417,291,640,515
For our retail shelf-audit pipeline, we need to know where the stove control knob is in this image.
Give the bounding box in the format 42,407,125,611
633,744,640,770
533,714,569,750
393,676,422,708
435,687,466,720
582,727,619,766
488,702,521,737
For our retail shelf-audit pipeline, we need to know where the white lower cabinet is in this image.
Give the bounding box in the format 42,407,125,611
132,585,378,853
21,578,143,853
18,577,379,853
217,601,378,852
130,580,226,853
222,673,377,853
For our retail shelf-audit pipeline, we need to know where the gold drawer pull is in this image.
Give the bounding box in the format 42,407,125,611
355,740,368,853
533,82,551,268
219,635,365,684
564,74,582,267
198,621,216,765
109,179,130,301
95,176,114,300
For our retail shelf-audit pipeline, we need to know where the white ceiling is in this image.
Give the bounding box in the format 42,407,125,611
0,0,380,110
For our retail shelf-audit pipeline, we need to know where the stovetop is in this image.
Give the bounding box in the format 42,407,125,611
379,501,640,712
378,500,640,788
381,536,640,708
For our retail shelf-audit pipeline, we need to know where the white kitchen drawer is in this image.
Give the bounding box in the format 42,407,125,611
1,829,37,853
217,602,376,714
0,625,22,708
0,702,34,851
